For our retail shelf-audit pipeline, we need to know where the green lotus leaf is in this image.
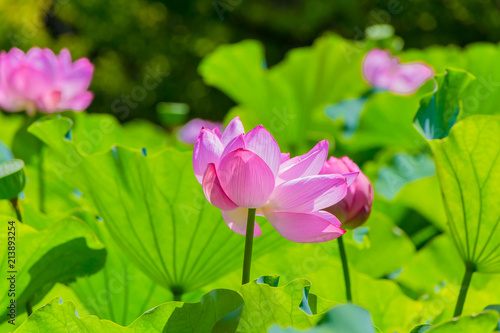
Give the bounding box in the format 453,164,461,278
14,288,243,333
28,116,286,299
237,276,335,332
0,159,26,200
414,69,475,140
411,311,499,332
268,303,377,333
0,215,106,328
199,34,367,154
69,210,172,326
430,115,500,273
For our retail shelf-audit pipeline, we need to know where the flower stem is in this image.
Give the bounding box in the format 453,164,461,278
10,197,22,222
453,263,475,317
171,286,183,302
242,208,256,285
337,236,352,302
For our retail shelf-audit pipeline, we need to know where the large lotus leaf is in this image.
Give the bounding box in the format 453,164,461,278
412,311,499,333
237,276,335,332
199,34,367,154
429,115,500,273
0,214,106,328
70,210,172,326
397,234,500,323
403,42,500,117
414,69,475,140
205,227,423,332
268,303,377,333
28,116,286,296
14,288,244,333
374,152,436,201
343,211,415,278
341,87,432,152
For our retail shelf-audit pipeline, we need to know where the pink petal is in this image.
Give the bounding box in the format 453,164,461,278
221,116,245,146
59,57,94,99
58,91,94,111
193,128,224,184
178,118,223,144
263,210,345,243
277,140,328,184
268,174,347,212
280,153,290,163
36,90,62,113
342,172,359,187
202,163,238,211
362,48,392,87
221,133,246,160
244,125,281,176
222,207,262,237
390,63,434,94
217,149,275,208
7,65,52,99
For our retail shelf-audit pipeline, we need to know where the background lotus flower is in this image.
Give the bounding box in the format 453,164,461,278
362,48,434,95
178,118,223,144
193,116,356,243
0,47,94,115
320,156,374,229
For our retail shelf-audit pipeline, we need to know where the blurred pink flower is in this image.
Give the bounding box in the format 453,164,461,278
320,156,373,229
0,47,94,115
179,118,223,144
362,48,434,95
194,116,357,243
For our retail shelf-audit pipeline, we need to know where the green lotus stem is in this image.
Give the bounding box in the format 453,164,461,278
171,286,183,302
338,236,352,302
38,147,46,214
10,197,22,222
453,263,475,317
242,208,257,285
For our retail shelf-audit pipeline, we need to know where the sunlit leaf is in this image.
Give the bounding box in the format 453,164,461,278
29,116,286,298
430,115,500,273
0,215,106,327
414,69,475,140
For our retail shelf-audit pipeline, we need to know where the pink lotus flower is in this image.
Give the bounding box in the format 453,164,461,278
320,156,374,229
179,118,223,144
193,116,357,243
362,48,434,95
0,47,94,115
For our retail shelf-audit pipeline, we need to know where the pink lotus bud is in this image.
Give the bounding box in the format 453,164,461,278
0,47,94,115
320,156,374,229
362,48,434,95
178,118,223,144
193,116,354,243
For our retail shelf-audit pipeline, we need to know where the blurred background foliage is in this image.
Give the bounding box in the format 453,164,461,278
1,0,500,124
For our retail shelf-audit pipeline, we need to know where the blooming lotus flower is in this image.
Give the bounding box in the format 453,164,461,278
362,48,434,95
193,116,357,243
0,47,94,115
320,156,373,229
179,118,223,144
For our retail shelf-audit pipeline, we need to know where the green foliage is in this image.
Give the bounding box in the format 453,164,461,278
414,69,475,140
28,116,287,296
0,214,106,327
199,35,367,154
430,116,500,273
